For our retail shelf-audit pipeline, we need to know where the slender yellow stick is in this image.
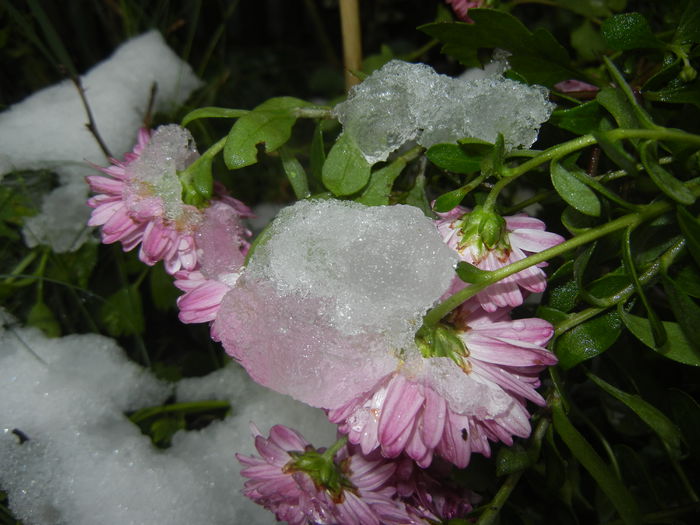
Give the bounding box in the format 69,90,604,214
339,0,362,90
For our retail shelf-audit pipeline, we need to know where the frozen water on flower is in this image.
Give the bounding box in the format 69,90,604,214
333,59,554,163
126,124,199,222
213,199,457,409
213,277,397,409
0,317,335,525
247,199,457,339
0,30,202,181
22,182,94,253
416,357,513,419
197,201,249,279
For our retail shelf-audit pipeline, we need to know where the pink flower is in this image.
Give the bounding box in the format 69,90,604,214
395,456,476,522
328,305,556,468
554,79,600,95
174,200,252,324
436,206,565,311
236,425,416,525
446,0,484,22
87,125,207,274
86,128,151,249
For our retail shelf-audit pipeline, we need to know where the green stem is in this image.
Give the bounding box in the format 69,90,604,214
475,471,524,525
294,106,333,119
322,435,349,460
485,128,700,206
2,249,38,285
128,400,231,424
554,236,686,335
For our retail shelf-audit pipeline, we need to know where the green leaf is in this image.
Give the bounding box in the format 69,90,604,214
496,445,532,476
322,134,371,196
596,87,641,130
149,263,178,312
433,185,471,213
549,101,604,135
310,122,326,182
46,242,98,289
553,0,622,17
27,300,60,337
547,278,579,313
561,206,599,235
622,227,666,347
552,399,642,525
677,205,700,268
181,107,249,128
100,286,144,337
223,97,311,169
662,274,700,351
362,44,394,74
586,270,632,304
420,9,578,87
481,134,505,178
551,159,601,216
455,261,491,284
671,264,700,298
667,389,700,460
150,415,185,448
426,142,484,174
644,82,700,108
588,373,682,459
640,141,695,205
280,148,310,199
619,308,700,366
403,173,432,216
555,310,622,369
593,131,639,176
357,159,406,206
675,0,700,45
601,13,664,50
189,155,213,203
537,305,570,325
571,20,607,62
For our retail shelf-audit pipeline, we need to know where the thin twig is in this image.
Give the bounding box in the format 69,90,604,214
143,82,158,128
339,0,362,90
69,73,112,158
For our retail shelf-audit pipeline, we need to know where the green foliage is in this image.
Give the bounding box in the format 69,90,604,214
601,13,665,51
549,101,605,136
4,1,700,524
100,286,145,337
321,134,371,196
550,159,601,217
420,9,580,86
357,158,407,206
223,97,312,169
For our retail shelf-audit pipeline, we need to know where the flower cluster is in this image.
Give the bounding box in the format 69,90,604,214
87,128,564,524
237,424,475,524
86,126,252,323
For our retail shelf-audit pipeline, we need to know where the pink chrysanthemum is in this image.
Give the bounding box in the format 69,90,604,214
395,456,476,522
86,128,152,250
236,425,416,525
436,205,565,311
174,199,252,324
87,125,207,274
445,0,484,22
328,305,556,468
